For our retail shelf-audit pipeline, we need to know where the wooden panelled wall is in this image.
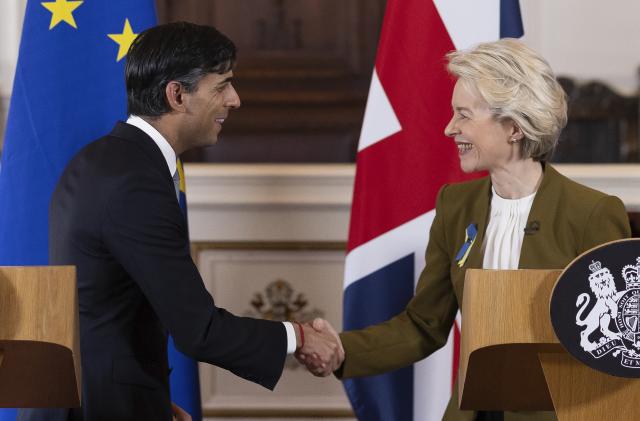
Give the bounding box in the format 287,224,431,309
554,77,640,163
155,0,386,163
155,0,640,164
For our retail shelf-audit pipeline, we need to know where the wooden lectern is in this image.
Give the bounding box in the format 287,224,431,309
458,269,639,420
0,266,80,408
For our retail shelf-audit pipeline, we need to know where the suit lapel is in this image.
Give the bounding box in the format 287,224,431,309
518,164,560,268
462,165,560,270
464,177,492,269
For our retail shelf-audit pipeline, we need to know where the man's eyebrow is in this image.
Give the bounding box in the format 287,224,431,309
216,77,233,86
454,106,472,113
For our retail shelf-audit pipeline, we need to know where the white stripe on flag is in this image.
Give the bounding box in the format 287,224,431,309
344,209,453,420
357,69,402,153
344,210,435,291
414,326,455,421
433,0,500,50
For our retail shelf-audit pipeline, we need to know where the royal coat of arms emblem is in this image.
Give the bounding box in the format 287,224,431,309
575,258,640,367
551,238,640,378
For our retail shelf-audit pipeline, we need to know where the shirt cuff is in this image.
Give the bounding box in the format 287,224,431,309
283,321,297,354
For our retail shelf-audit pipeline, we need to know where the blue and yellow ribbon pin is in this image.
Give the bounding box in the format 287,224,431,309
455,224,477,267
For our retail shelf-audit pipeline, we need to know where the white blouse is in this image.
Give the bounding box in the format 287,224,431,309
482,187,536,270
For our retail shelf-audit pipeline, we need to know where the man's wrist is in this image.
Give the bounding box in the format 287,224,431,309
283,321,297,354
293,321,304,350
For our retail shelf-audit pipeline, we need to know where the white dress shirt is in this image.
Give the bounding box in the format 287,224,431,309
126,116,297,354
482,186,536,270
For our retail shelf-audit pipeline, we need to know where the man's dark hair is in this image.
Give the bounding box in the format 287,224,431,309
125,22,236,117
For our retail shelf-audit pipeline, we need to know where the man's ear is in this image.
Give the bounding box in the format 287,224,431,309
165,81,186,112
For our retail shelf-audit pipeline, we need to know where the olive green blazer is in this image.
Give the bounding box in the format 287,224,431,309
338,164,631,421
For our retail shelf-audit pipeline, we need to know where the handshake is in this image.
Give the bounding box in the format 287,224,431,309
293,319,344,377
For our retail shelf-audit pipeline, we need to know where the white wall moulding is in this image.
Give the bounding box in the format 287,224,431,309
184,164,640,226
0,96,9,149
0,0,26,96
184,164,355,208
184,164,354,242
552,164,640,212
0,0,26,149
0,65,15,97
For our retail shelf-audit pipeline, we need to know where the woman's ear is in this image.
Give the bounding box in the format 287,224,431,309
511,123,524,141
504,119,524,144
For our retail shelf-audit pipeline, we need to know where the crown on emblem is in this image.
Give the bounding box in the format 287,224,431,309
621,256,640,290
588,260,610,280
589,260,602,273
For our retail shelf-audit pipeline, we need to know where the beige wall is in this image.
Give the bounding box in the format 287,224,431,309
0,0,26,150
521,0,640,95
0,0,24,95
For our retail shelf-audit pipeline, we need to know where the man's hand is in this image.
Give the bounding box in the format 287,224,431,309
295,318,344,377
171,402,192,421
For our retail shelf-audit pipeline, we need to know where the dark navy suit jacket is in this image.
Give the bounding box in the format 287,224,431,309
19,122,287,421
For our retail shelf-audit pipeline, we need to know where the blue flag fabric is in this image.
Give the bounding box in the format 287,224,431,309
0,0,156,264
170,158,203,421
0,1,200,419
500,0,525,38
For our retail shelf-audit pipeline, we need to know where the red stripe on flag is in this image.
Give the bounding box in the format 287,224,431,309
347,0,481,252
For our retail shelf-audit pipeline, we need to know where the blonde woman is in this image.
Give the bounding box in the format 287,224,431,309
304,39,631,421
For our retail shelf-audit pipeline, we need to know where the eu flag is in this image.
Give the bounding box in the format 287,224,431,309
0,1,201,419
0,0,156,263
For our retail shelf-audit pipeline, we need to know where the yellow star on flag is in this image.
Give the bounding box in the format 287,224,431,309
108,19,138,62
41,0,83,30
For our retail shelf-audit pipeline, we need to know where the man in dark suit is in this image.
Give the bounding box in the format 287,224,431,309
18,22,342,421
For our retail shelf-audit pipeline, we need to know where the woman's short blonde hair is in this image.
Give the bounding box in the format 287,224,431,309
446,38,567,162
